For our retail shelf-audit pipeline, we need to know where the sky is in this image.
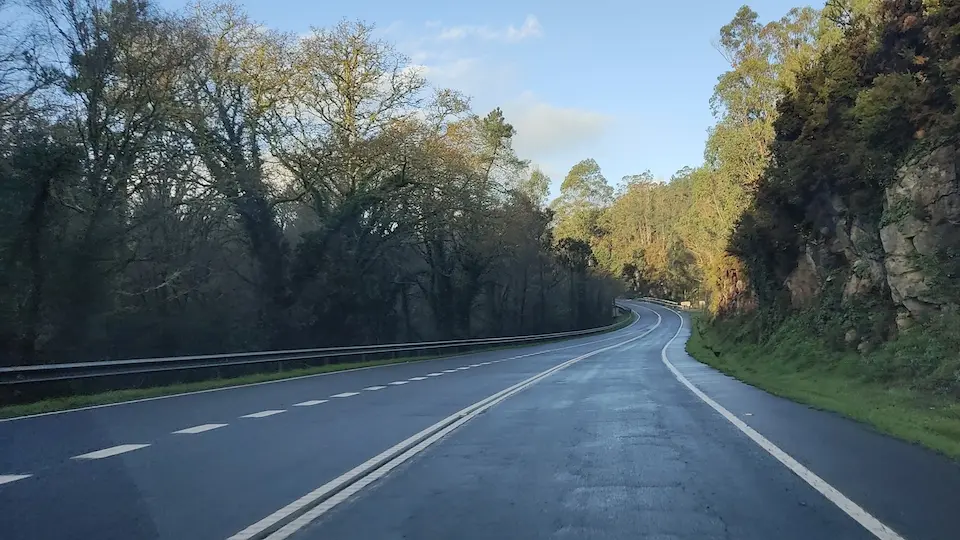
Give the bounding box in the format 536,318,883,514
160,0,811,197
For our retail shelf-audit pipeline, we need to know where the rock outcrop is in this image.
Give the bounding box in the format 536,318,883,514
783,143,960,328
880,145,960,319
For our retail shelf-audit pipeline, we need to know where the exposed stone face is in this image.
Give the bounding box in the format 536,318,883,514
827,208,887,304
894,271,930,300
895,310,915,330
880,224,914,256
881,144,960,317
912,228,938,256
782,143,960,321
849,222,877,250
902,297,939,316
785,247,820,308
884,255,916,277
897,215,927,238
844,328,858,344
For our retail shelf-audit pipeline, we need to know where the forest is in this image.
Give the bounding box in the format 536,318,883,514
4,0,959,389
560,1,841,314
568,0,960,336
0,0,621,366
582,0,960,405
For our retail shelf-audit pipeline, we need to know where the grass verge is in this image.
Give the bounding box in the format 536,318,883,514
686,312,960,460
1,310,637,420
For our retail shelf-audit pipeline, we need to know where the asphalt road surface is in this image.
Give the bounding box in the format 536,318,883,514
2,301,959,540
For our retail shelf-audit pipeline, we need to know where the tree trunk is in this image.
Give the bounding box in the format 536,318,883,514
20,177,51,364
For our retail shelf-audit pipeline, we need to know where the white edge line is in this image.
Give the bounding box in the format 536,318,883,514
229,308,658,540
647,302,904,540
1,313,639,424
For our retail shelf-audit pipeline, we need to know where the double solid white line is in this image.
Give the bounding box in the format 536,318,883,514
228,309,658,540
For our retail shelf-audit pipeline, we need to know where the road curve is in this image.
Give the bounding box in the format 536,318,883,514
0,309,653,540
2,301,960,540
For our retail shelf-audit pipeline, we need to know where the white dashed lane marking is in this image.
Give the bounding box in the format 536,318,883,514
0,474,31,485
241,410,285,418
228,313,655,540
293,400,328,407
72,444,150,460
1,329,639,491
173,423,228,434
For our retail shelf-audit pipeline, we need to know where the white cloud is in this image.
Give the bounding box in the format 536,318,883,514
436,15,543,43
503,92,612,159
411,58,479,84
379,19,603,199
378,20,407,36
505,15,543,42
407,54,518,104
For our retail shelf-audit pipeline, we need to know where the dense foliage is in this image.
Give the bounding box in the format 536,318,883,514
545,0,959,350
0,0,618,365
7,0,957,368
733,0,960,316
553,4,828,312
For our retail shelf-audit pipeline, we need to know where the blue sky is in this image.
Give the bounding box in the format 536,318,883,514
161,0,811,196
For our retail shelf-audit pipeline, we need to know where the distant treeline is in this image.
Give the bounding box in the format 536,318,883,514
0,0,619,366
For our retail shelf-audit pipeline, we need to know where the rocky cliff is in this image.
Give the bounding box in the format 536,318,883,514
784,143,960,339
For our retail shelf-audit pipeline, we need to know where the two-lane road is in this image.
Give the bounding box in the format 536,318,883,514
3,302,960,539
0,310,657,540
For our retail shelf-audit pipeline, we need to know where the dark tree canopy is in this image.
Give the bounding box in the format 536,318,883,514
0,0,618,366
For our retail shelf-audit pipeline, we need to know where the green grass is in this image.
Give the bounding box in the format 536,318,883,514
1,310,637,420
686,312,960,460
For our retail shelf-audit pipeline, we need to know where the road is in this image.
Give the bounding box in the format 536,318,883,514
1,301,959,540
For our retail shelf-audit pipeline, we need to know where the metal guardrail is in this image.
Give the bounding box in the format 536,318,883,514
637,297,701,311
0,305,634,388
